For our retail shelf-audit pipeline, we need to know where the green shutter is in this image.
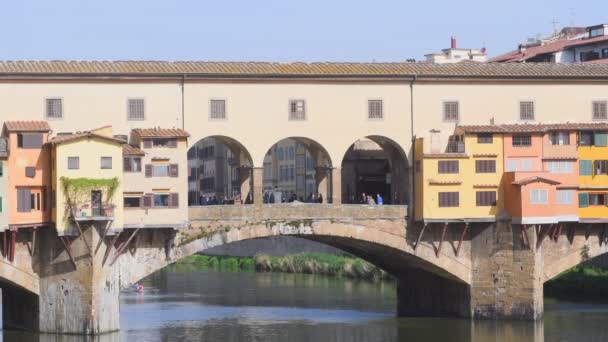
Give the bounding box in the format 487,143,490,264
580,160,592,176
594,132,608,146
579,193,589,208
0,196,2,212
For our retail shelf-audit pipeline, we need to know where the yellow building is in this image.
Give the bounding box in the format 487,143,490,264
49,126,125,236
577,130,608,222
415,126,504,223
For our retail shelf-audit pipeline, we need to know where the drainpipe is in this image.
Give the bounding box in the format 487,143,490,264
409,75,417,221
181,75,186,130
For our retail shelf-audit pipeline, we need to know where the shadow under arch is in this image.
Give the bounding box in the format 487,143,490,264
188,135,255,205
260,136,333,204
340,135,409,205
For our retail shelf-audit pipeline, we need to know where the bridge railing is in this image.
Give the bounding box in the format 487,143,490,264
189,204,408,221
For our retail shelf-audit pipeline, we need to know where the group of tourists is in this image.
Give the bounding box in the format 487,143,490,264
263,191,324,204
359,192,384,205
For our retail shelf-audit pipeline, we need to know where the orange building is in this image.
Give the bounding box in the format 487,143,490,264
3,121,52,231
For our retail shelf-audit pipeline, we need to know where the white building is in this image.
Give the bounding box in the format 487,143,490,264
425,36,487,64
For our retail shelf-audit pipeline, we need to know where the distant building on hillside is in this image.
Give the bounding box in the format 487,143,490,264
491,24,608,64
425,36,487,64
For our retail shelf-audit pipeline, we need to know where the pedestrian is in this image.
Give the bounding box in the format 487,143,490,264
367,195,376,205
318,193,323,203
376,193,384,205
360,192,367,204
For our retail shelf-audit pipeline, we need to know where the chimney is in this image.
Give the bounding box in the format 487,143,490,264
451,36,457,49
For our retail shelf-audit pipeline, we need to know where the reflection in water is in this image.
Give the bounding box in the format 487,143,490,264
4,267,608,342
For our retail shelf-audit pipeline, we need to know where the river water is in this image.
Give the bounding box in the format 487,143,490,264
4,265,608,342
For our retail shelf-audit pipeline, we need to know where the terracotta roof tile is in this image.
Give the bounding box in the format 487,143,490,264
458,122,608,134
123,144,145,156
0,61,606,79
428,179,463,185
4,120,50,132
512,176,561,186
48,132,126,145
490,35,608,63
132,128,190,138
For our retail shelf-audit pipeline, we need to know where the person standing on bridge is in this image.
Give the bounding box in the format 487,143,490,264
367,195,376,205
360,192,367,204
318,193,323,203
376,193,384,205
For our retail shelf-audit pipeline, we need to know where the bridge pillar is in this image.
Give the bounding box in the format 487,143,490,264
331,167,341,204
239,166,252,203
470,221,543,320
252,167,264,206
315,167,329,202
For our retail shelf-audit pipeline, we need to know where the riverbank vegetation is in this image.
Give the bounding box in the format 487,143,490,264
174,253,391,281
544,266,608,299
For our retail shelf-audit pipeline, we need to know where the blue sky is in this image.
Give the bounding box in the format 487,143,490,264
0,0,606,61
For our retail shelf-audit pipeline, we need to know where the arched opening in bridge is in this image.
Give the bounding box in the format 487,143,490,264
261,137,333,203
0,278,39,331
187,136,254,206
341,136,409,205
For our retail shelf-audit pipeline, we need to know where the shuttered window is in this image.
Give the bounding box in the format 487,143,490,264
589,193,606,206
17,133,43,149
25,167,36,178
594,132,608,146
593,101,607,120
143,194,152,208
17,188,32,212
519,101,535,121
100,157,112,169
438,160,459,174
530,189,548,205
210,99,226,119
476,191,497,206
368,100,383,119
475,160,496,173
477,133,493,144
579,193,589,208
46,98,63,119
289,100,306,120
68,157,80,170
123,157,142,172
127,98,145,120
438,192,459,207
145,164,178,177
580,160,593,176
443,101,459,122
546,161,574,174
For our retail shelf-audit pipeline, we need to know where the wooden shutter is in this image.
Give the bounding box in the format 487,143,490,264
145,164,152,177
169,164,179,177
168,139,177,148
595,132,608,147
169,193,179,208
142,194,152,208
123,158,131,172
579,193,589,208
143,139,152,148
579,160,592,176
17,188,31,212
139,196,144,208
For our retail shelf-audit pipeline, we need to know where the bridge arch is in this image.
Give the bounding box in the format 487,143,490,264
187,135,254,205
261,137,334,203
340,135,409,205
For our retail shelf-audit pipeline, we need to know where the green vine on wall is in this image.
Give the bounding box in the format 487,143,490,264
60,177,119,221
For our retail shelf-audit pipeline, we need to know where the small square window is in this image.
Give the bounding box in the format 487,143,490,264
443,101,459,122
100,157,112,169
25,167,36,178
210,99,226,119
593,101,607,120
68,157,80,170
368,100,383,119
477,133,493,144
128,98,145,121
289,100,306,120
519,101,535,121
46,98,63,119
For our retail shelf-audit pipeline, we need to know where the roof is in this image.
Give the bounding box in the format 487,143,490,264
512,176,561,186
490,34,608,63
457,122,608,134
48,132,126,145
123,144,145,156
132,128,190,138
4,120,50,132
0,61,606,79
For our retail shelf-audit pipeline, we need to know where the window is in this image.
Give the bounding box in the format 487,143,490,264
289,100,306,120
68,157,80,170
549,131,570,145
475,160,496,173
154,194,170,207
512,135,532,147
438,192,459,207
595,160,608,175
124,197,141,208
477,133,493,144
556,190,574,205
150,193,179,208
593,101,607,120
546,161,573,174
438,160,459,174
145,138,177,148
579,131,593,146
602,48,608,59
123,157,142,172
530,189,548,205
17,133,43,149
0,161,3,177
128,98,145,120
580,160,593,176
17,188,31,212
443,101,459,122
368,100,383,119
519,101,535,121
153,165,168,177
594,131,608,147
100,157,112,169
210,99,226,119
476,191,497,206
521,159,533,171
145,164,178,177
589,193,606,206
506,159,518,172
46,98,63,119
25,167,36,178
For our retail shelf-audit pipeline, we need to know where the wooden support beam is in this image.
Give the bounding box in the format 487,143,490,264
95,221,112,255
9,230,16,262
552,224,562,242
455,223,469,257
30,227,37,256
585,224,592,241
601,225,606,247
414,224,427,251
436,223,448,258
110,228,141,266
536,224,553,251
521,225,530,249
59,236,77,270
2,231,6,259
74,221,92,256
102,232,121,266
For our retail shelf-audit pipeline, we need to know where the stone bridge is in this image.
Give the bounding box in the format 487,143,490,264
0,205,607,334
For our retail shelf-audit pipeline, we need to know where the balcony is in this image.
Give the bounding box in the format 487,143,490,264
72,203,115,221
0,138,7,157
445,141,465,154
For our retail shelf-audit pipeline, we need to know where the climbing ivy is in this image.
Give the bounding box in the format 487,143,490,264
60,177,119,220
